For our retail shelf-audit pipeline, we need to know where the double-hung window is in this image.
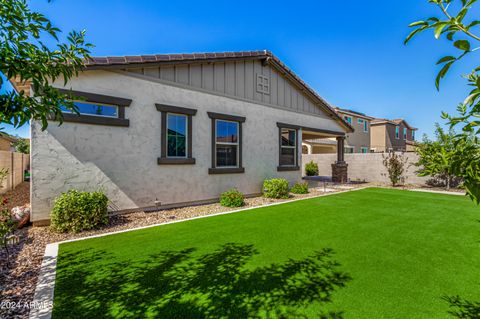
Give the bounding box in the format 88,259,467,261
395,126,400,139
208,112,245,174
56,88,132,127
277,123,299,171
215,120,239,167
364,120,368,133
403,127,407,140
156,104,197,165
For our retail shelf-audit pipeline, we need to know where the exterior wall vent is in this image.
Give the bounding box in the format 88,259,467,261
256,74,270,95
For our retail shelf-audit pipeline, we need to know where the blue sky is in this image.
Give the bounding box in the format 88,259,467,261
3,0,479,138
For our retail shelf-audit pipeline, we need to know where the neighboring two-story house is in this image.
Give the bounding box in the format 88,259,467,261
370,118,417,152
303,107,373,154
336,108,374,153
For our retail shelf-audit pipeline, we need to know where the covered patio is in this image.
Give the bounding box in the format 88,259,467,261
301,127,348,183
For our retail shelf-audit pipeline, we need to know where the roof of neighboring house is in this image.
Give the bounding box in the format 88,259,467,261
84,50,354,133
334,107,375,120
371,118,418,130
0,133,17,143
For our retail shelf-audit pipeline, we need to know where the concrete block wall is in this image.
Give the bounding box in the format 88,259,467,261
302,153,429,185
0,151,30,193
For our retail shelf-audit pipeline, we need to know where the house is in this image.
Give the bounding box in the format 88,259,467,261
23,51,354,225
370,118,417,152
303,107,373,154
0,133,17,152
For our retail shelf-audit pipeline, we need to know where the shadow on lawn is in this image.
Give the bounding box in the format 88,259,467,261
443,295,480,319
53,243,351,319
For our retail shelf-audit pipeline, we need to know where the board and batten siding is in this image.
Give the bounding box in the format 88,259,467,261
126,59,329,119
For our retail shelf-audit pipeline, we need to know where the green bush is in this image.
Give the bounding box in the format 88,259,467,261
51,190,109,233
220,189,245,208
263,178,290,199
290,182,309,194
305,161,319,176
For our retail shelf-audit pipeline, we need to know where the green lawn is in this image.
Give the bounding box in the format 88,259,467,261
52,188,480,319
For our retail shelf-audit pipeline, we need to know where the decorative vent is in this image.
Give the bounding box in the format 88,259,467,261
256,74,270,95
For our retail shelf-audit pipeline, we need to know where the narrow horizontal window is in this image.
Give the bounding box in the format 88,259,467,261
61,101,118,118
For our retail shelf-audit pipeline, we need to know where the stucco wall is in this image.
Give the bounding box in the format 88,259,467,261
302,153,428,185
31,70,345,222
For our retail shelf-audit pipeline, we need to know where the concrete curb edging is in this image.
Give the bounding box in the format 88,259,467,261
28,186,465,318
29,243,58,319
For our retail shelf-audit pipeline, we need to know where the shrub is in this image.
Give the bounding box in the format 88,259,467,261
305,161,319,176
263,178,289,199
220,189,245,208
51,190,109,233
382,152,407,187
290,182,309,194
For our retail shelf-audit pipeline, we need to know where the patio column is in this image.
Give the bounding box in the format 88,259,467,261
332,136,348,183
336,136,345,163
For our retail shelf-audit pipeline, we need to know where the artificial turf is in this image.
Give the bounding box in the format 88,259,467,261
52,188,480,318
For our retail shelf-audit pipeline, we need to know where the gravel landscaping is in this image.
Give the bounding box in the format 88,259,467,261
0,184,363,319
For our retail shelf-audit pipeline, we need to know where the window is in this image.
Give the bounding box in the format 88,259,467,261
361,147,369,154
56,88,132,127
208,112,245,174
395,126,400,139
344,116,352,125
277,123,300,171
167,114,187,158
403,128,407,140
61,101,118,118
216,120,239,167
156,104,197,165
412,130,415,140
345,146,354,154
358,119,364,124
364,120,368,133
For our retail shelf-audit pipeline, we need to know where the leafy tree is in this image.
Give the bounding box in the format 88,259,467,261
405,0,480,204
0,0,93,130
415,124,478,190
382,152,408,187
12,137,28,154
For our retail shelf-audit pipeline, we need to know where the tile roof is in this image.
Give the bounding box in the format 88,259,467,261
84,50,354,133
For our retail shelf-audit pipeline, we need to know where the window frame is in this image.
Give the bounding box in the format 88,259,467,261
156,104,197,165
214,119,240,168
277,123,300,171
55,88,132,127
166,113,189,159
395,126,400,139
364,120,369,133
403,127,407,140
208,112,245,174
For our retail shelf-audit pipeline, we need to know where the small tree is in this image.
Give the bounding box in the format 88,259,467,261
13,137,29,154
382,152,407,187
0,0,93,129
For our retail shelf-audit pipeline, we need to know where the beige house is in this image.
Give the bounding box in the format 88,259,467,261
370,118,417,152
303,108,373,154
23,50,354,224
0,134,17,152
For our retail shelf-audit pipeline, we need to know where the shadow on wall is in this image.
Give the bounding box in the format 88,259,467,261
32,125,138,216
53,243,351,319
